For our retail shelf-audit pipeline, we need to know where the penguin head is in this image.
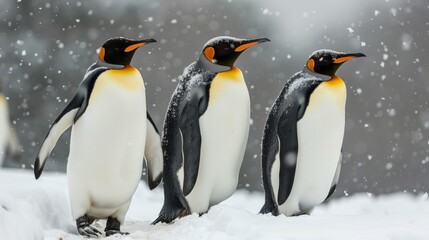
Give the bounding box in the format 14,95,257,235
201,36,270,67
98,37,157,65
306,49,366,77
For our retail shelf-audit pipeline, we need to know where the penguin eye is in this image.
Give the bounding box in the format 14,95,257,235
319,57,324,62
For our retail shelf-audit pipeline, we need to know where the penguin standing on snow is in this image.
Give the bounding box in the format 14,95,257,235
33,37,163,237
260,49,365,216
153,36,270,224
0,87,20,166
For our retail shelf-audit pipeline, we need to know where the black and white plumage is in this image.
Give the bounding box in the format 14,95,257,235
260,49,365,216
154,36,270,224
33,37,162,237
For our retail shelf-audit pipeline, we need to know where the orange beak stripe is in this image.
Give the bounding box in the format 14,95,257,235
99,47,106,62
234,41,258,52
124,43,145,52
334,56,355,64
307,59,315,72
204,47,215,62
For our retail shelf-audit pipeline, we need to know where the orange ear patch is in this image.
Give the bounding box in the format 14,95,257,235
204,47,215,62
124,43,145,52
334,56,355,63
235,42,258,52
99,47,106,62
307,59,315,72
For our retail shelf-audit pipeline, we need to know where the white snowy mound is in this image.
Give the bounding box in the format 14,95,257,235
1,169,428,240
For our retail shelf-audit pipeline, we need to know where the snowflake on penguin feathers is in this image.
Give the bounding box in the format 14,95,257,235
283,72,318,97
308,49,347,60
202,36,242,49
174,62,211,101
180,64,208,87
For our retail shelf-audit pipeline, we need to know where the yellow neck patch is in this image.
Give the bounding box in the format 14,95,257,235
101,65,144,91
215,66,243,82
325,75,345,88
307,75,346,110
209,66,245,105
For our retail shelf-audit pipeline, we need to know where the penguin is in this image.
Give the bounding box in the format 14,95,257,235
260,49,365,216
33,37,163,237
153,36,270,224
0,88,20,166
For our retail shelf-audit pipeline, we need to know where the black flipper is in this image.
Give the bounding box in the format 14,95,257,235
153,92,190,224
145,111,163,190
277,108,300,205
34,67,107,179
260,105,281,215
326,184,337,201
180,86,209,196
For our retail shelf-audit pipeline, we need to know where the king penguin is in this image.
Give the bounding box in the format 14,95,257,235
0,87,20,166
153,36,270,224
33,37,163,237
260,49,365,216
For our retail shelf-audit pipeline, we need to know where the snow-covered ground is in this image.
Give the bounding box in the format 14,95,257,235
1,169,429,240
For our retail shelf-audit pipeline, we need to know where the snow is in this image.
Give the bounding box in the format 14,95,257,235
1,169,429,240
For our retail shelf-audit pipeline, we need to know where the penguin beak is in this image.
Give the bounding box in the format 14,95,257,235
141,38,157,44
334,52,366,64
124,39,157,52
234,38,271,52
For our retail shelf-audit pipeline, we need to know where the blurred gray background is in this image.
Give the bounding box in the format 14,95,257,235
0,0,428,197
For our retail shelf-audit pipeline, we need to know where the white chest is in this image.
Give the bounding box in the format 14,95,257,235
75,67,147,150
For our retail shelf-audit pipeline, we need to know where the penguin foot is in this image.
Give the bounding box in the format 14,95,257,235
78,225,102,238
259,201,279,216
76,214,101,237
178,208,190,218
105,217,128,236
105,230,129,237
152,208,190,224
